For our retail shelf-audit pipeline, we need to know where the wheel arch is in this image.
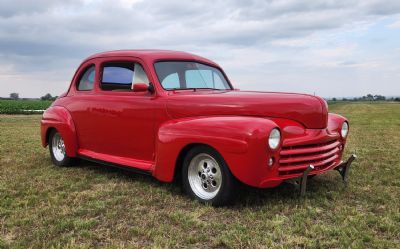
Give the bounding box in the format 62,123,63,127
45,127,56,144
40,106,78,157
173,143,221,182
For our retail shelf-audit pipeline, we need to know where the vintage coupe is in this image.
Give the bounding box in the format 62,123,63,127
41,50,355,205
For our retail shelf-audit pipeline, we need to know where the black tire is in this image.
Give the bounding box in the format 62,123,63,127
48,129,76,167
181,145,237,206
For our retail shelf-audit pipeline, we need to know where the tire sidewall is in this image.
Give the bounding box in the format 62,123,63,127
182,145,236,206
48,129,71,167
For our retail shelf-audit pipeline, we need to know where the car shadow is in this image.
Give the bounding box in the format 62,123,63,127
70,158,344,208
232,175,345,208
74,158,164,185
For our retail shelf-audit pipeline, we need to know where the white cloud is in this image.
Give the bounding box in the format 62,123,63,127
388,19,400,28
312,44,358,58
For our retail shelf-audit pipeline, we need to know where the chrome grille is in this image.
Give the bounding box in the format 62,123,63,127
279,139,341,175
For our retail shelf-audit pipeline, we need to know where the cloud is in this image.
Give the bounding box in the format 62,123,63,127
0,0,399,97
0,0,80,17
388,19,400,28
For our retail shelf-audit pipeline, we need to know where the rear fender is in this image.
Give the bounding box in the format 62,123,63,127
40,106,78,157
153,116,278,185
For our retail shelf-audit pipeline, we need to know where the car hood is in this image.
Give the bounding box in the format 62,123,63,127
166,90,328,129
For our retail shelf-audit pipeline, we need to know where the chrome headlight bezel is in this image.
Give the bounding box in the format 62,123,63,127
268,128,281,150
341,121,349,138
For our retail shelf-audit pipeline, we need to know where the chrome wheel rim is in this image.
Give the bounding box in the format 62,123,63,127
188,153,222,200
52,132,65,162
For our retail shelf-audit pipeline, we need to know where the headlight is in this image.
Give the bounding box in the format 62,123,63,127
268,128,281,149
341,121,349,138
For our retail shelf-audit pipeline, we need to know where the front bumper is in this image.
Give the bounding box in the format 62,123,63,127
284,154,357,195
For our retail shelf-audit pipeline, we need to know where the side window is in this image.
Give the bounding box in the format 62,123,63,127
101,62,150,91
101,63,134,91
77,65,95,91
161,73,180,89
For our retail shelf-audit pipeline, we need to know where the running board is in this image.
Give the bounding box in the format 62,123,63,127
78,149,154,172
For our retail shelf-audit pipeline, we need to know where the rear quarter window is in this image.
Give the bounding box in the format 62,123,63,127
77,65,95,91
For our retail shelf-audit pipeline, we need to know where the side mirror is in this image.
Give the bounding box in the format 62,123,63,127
132,83,149,92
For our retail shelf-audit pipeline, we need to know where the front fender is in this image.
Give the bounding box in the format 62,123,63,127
153,116,279,186
328,113,348,133
40,105,78,157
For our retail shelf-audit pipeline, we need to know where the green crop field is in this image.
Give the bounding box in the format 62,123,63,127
0,100,53,114
0,102,399,248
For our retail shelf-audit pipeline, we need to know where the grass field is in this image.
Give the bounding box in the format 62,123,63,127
0,102,399,248
0,100,52,114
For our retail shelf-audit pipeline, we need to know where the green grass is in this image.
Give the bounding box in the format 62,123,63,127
0,100,52,114
0,102,399,248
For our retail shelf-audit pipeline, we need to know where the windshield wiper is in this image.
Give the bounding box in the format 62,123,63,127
168,87,226,91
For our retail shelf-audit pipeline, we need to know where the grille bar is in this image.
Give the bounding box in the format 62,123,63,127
280,140,340,156
278,154,339,172
278,139,341,176
280,147,339,164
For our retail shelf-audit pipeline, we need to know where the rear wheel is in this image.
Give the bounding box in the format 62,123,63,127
48,129,75,166
182,145,237,206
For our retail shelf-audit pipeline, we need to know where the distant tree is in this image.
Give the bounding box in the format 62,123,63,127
374,95,386,101
342,98,348,101
41,93,54,101
332,97,337,101
395,97,400,102
9,92,19,100
366,94,374,101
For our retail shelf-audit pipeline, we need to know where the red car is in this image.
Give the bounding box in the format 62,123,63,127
41,50,356,205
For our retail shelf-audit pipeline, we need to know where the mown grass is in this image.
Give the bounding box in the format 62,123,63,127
0,102,399,248
0,100,52,114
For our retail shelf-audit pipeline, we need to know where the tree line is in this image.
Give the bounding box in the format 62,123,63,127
331,94,400,102
7,93,58,101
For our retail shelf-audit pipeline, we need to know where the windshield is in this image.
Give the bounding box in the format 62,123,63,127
154,61,232,90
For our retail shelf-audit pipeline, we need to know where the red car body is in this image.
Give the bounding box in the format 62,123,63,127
41,50,349,189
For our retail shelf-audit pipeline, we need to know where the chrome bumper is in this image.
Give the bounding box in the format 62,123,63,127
285,154,357,196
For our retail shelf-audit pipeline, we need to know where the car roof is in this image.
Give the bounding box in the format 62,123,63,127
84,49,219,67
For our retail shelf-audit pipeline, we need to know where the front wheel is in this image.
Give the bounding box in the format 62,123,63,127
182,145,237,206
48,129,76,167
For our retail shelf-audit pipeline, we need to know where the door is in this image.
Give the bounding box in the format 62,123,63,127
89,60,157,162
69,58,158,165
67,62,101,151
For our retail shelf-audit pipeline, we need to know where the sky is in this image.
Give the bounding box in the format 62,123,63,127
0,0,399,98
